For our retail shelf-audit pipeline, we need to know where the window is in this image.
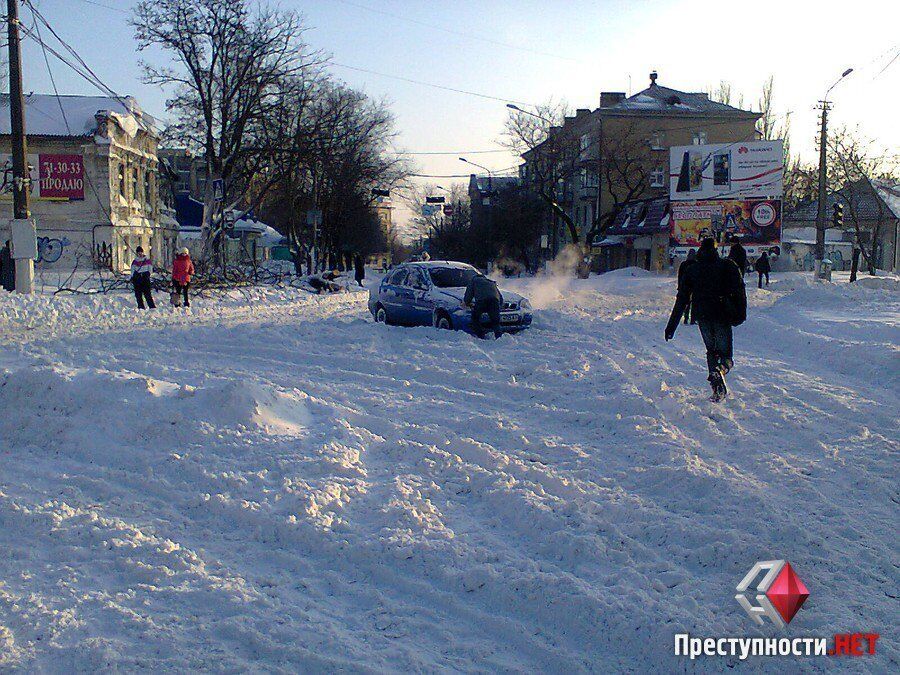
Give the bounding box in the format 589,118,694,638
407,268,429,290
118,164,126,198
650,131,665,150
579,133,591,156
387,268,408,285
693,131,708,145
144,172,153,212
429,266,477,288
132,165,140,200
650,166,666,187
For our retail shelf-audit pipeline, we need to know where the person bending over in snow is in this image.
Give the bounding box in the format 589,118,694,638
171,247,195,307
464,272,502,339
131,246,155,309
665,237,746,401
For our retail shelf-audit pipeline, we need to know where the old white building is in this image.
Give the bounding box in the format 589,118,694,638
0,94,176,272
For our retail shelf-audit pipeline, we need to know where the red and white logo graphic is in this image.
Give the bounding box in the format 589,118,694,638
751,202,777,227
738,146,749,154
736,560,809,628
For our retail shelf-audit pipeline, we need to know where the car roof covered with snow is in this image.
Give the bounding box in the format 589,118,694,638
404,261,477,270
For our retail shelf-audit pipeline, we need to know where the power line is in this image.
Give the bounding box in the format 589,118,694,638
71,0,129,14
26,2,113,223
331,62,534,107
330,0,585,65
394,149,511,156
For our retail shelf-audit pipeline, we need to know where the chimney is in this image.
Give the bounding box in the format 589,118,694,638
600,92,626,108
575,108,590,119
649,70,658,86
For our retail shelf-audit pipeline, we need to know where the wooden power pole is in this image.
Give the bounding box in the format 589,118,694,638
813,101,831,266
6,0,34,293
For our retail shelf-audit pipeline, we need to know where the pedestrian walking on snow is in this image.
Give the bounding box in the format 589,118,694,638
678,249,697,325
171,247,195,307
464,272,502,339
754,252,771,289
131,246,155,309
727,238,748,277
665,237,746,401
354,254,365,287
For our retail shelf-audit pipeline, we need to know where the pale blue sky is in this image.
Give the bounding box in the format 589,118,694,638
21,0,900,224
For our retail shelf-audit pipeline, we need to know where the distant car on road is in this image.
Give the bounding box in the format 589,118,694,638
368,261,533,334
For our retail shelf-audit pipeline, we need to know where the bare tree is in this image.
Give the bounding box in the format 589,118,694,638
596,120,657,227
828,127,899,275
502,100,584,245
132,0,322,257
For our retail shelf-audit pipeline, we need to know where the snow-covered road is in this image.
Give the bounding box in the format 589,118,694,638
0,271,897,672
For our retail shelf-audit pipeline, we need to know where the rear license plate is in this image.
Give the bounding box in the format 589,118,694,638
500,313,519,324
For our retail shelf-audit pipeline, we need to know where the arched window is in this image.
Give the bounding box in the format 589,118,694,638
118,163,126,198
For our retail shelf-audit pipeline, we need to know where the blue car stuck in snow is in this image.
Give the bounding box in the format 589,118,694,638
368,261,533,334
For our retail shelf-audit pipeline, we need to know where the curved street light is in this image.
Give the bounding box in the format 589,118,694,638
506,102,553,124
825,67,854,101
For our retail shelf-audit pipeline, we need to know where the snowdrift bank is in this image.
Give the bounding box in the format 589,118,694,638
0,272,897,671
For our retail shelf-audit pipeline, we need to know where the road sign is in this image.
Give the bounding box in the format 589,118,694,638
426,196,445,204
422,204,438,217
443,204,454,216
212,178,225,203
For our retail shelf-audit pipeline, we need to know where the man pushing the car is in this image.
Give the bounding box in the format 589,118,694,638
464,272,503,339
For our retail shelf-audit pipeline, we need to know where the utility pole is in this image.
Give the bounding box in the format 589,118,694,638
813,101,831,265
6,0,34,293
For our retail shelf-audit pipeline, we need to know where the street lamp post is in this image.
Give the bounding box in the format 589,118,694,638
815,67,854,266
460,158,495,258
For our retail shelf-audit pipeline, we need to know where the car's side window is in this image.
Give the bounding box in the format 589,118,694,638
408,268,428,290
388,268,407,286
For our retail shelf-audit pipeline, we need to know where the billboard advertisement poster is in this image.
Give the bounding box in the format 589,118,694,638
0,153,85,201
670,140,783,201
670,198,782,257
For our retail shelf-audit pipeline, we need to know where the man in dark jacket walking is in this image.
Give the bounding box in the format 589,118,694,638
727,238,748,277
464,273,502,339
754,252,771,288
665,238,746,401
678,249,697,324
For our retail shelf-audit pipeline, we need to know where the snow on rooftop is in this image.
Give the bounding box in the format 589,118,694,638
0,93,158,137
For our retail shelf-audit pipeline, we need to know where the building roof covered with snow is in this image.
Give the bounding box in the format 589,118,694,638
0,93,159,138
598,72,759,119
787,178,900,223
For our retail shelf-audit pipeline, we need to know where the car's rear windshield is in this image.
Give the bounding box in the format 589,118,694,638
429,267,478,288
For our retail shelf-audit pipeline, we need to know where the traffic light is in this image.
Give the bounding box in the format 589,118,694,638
832,201,844,227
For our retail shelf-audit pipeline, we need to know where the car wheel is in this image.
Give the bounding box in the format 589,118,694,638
435,312,452,330
375,305,387,323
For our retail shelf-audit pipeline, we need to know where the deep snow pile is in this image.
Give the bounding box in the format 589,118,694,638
0,274,897,672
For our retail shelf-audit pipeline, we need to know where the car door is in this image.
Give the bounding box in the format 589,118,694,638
391,267,416,326
381,267,408,322
406,267,434,326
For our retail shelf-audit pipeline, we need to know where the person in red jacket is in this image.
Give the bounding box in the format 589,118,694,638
171,248,195,307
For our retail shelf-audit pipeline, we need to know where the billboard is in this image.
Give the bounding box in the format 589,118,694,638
670,198,781,256
670,140,783,201
0,153,85,201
